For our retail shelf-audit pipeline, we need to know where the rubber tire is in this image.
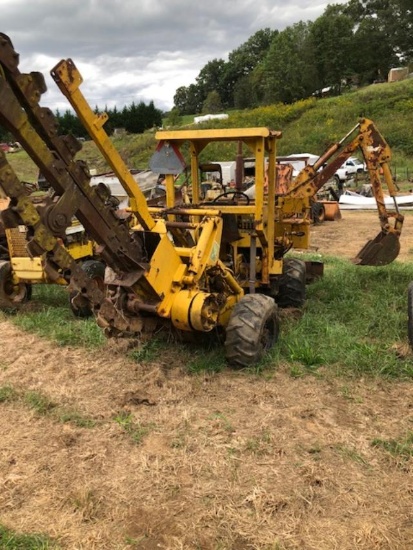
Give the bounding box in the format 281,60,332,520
69,260,105,318
408,282,413,348
0,260,32,308
225,294,280,369
311,202,325,224
276,258,306,309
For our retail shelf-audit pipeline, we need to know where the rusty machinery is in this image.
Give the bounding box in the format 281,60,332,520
0,33,403,367
283,119,404,266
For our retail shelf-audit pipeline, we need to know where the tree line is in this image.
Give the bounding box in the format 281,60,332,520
173,0,413,115
0,100,163,142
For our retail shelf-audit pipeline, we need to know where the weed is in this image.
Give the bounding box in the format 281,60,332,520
24,391,57,415
334,444,369,465
285,339,325,368
372,432,413,460
340,386,363,402
245,429,273,455
58,410,96,428
114,411,153,444
187,348,226,374
209,411,235,433
307,444,322,455
14,389,95,428
0,385,17,403
0,523,58,549
289,364,306,378
68,489,102,522
124,536,148,547
128,338,167,362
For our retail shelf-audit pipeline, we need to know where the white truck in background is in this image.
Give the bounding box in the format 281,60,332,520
334,156,367,185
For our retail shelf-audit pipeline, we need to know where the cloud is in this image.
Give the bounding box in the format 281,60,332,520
2,0,347,112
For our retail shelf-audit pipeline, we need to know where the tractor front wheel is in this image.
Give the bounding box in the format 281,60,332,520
224,294,280,369
0,260,32,308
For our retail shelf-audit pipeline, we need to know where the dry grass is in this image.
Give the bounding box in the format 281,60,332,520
1,318,413,549
2,210,413,548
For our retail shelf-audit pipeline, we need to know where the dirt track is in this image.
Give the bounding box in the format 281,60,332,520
1,210,413,549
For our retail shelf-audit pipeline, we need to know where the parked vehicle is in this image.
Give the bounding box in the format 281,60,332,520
334,156,367,186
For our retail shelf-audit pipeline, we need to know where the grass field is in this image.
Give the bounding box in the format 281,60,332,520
1,249,413,549
3,253,413,378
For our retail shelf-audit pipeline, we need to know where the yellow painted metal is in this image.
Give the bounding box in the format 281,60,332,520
268,258,283,276
170,289,197,331
66,240,94,260
217,293,241,328
266,134,277,272
11,257,44,281
275,220,310,251
165,174,176,210
156,127,280,142
170,289,218,331
217,260,244,295
189,292,219,331
51,59,155,231
186,217,223,283
190,142,201,205
149,205,257,216
145,232,184,311
10,257,48,282
5,227,29,257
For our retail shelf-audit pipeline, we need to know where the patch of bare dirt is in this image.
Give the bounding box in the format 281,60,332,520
1,211,413,549
310,210,413,262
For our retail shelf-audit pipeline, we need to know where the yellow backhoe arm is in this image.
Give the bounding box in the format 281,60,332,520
51,59,156,231
287,118,403,265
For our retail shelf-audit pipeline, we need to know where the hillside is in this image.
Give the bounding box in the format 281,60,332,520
6,77,413,184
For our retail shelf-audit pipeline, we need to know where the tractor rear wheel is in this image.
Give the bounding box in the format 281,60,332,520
69,260,105,318
276,258,306,309
408,282,413,348
224,294,280,369
0,260,32,308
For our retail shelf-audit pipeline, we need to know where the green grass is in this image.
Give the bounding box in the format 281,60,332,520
187,347,226,374
3,255,413,379
270,256,413,378
113,411,154,445
0,524,58,549
0,385,96,428
0,385,17,402
24,391,57,415
10,285,104,349
372,432,413,460
128,337,170,362
6,78,413,183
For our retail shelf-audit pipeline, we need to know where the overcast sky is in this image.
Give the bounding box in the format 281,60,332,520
2,0,347,113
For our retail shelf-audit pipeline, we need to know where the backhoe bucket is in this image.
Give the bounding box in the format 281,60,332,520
321,201,341,221
353,231,400,266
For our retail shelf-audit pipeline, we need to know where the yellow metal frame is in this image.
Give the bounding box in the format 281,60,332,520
50,60,292,332
154,127,282,281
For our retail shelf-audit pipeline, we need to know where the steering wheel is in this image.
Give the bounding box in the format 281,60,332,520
211,190,250,205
